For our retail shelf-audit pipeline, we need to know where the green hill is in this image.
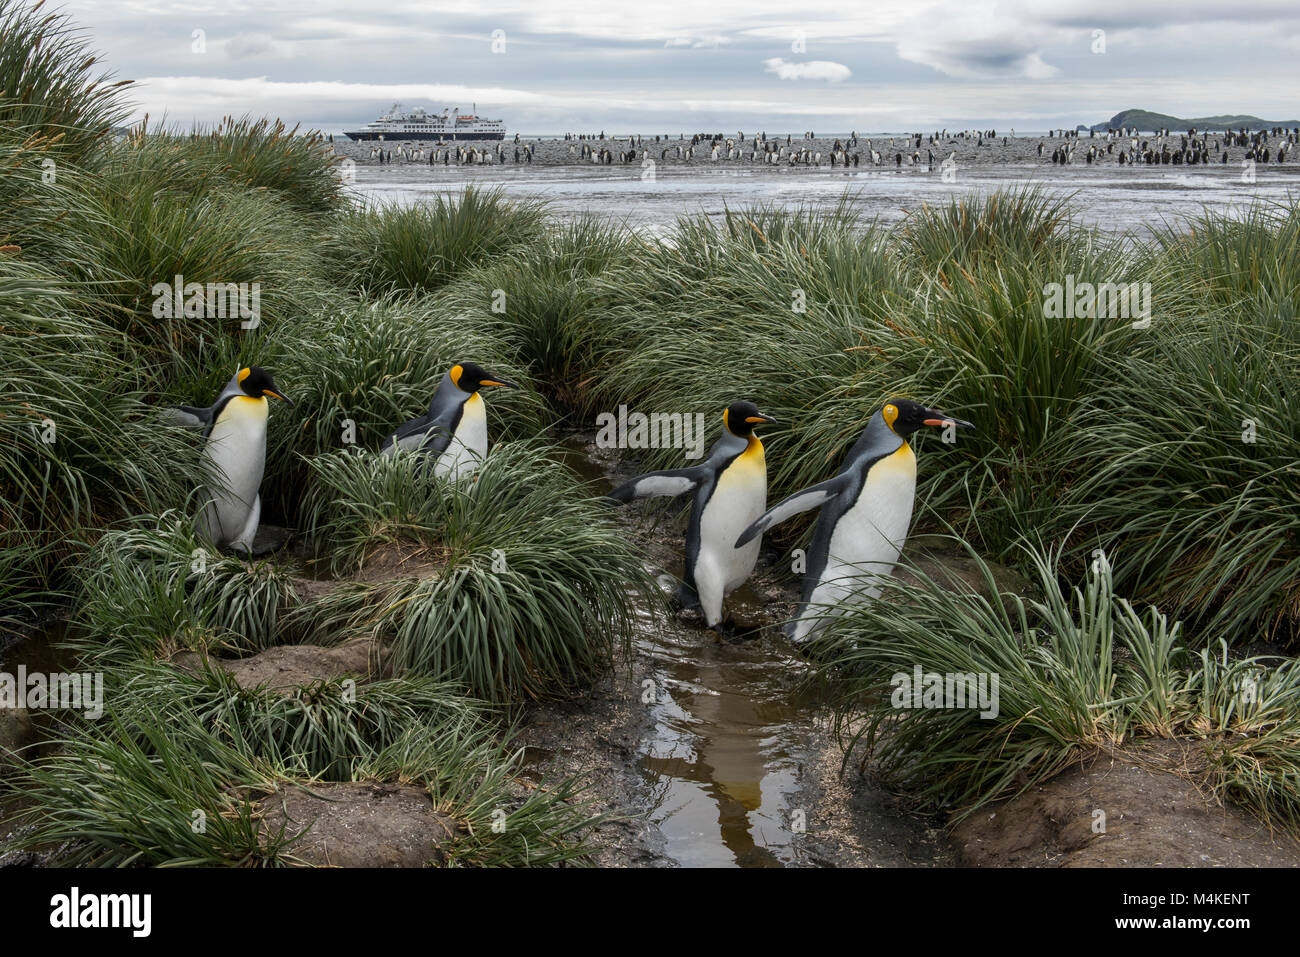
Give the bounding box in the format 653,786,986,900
1090,109,1300,133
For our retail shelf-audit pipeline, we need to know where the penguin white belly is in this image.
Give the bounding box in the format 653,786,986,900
200,396,268,549
692,442,766,626
796,444,916,642
436,392,487,482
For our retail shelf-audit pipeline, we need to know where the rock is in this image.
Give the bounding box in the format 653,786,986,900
172,638,375,692
257,782,464,867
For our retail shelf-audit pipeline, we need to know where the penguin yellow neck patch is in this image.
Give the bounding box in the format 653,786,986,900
882,403,900,433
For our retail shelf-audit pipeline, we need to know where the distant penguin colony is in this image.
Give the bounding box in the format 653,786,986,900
340,122,1296,179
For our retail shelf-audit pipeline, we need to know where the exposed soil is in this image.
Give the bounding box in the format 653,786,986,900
171,637,377,691
951,740,1300,867
0,707,34,766
258,781,464,867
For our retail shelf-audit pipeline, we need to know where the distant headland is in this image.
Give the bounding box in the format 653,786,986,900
1090,109,1300,133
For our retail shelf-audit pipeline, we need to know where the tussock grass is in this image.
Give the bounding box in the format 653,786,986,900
114,116,345,216
815,544,1300,824
261,290,543,520
1045,299,1300,640
443,215,644,406
111,662,487,780
16,689,599,866
73,513,299,663
0,0,128,164
299,442,659,701
0,263,204,617
326,186,546,296
898,186,1076,275
55,174,315,366
16,709,292,866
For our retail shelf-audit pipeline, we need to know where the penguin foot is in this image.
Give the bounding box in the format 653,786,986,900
708,619,737,640
709,618,763,643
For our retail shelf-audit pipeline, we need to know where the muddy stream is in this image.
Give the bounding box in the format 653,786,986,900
529,433,947,867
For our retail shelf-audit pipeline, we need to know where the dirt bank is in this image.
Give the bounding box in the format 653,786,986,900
951,740,1300,867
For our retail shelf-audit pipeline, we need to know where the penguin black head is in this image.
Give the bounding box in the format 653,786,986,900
449,362,520,394
238,366,293,406
723,400,777,438
881,397,973,436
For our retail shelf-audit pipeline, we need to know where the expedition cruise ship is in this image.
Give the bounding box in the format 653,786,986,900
343,104,506,141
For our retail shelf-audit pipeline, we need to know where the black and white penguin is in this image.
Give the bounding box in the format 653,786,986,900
380,362,519,481
166,366,293,555
736,398,972,644
608,401,776,632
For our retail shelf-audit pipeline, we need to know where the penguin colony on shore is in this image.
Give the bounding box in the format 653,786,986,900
346,125,1297,173
171,363,971,643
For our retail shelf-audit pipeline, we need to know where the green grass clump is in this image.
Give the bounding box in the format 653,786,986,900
326,186,546,296
260,291,543,521
0,263,205,618
73,513,299,662
0,0,128,164
16,709,292,866
814,543,1300,824
15,691,599,866
127,116,346,216
897,186,1076,275
1045,298,1300,641
299,442,658,701
443,215,644,407
110,662,485,780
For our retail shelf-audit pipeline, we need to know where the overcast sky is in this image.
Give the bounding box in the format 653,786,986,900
62,0,1300,134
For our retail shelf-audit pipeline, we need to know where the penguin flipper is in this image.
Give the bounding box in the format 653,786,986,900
381,415,451,458
162,405,214,431
607,467,706,503
735,474,848,547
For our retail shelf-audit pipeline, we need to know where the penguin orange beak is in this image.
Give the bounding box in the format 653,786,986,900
263,389,294,407
478,377,519,389
744,413,777,425
922,410,973,431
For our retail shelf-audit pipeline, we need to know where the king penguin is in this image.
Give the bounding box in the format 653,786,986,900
166,366,293,555
380,362,519,481
735,398,973,644
608,400,776,633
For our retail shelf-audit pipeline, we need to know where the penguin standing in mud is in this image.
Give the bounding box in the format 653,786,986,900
166,366,293,555
736,398,972,644
608,401,777,634
380,362,519,481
